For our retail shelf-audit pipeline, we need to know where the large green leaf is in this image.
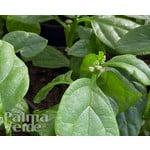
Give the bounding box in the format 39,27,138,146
34,105,58,136
33,71,73,104
0,41,14,84
91,15,140,49
97,68,142,112
117,82,147,136
0,57,29,112
32,46,69,68
104,54,150,85
0,40,29,112
6,15,53,34
115,25,150,55
3,31,48,58
55,78,119,136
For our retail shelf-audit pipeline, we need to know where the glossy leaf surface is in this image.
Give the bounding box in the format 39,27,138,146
3,31,48,58
104,54,150,85
116,25,150,55
91,16,139,49
55,78,119,135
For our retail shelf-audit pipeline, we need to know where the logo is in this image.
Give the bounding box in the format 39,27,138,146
2,112,49,132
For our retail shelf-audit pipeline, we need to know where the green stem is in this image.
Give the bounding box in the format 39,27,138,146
77,17,91,24
54,16,67,28
65,16,78,47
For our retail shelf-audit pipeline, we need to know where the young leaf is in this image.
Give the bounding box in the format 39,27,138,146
97,68,142,112
32,46,69,68
3,31,48,58
55,78,119,136
91,15,140,49
104,54,150,85
33,71,73,104
80,52,106,77
115,25,150,55
34,105,58,136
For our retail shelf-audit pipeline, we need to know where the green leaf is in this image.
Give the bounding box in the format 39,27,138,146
70,56,83,74
55,78,119,136
80,52,106,77
107,96,119,116
67,39,93,57
78,26,93,39
97,68,142,112
34,105,58,136
116,25,150,55
6,15,40,34
29,15,56,23
32,46,69,68
0,41,14,84
6,15,53,34
117,96,146,136
33,71,73,104
3,31,48,58
0,57,29,112
104,54,150,85
117,81,147,136
80,53,99,73
91,15,140,49
126,15,150,21
0,40,29,112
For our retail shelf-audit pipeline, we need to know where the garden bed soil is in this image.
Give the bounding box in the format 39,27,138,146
25,62,69,112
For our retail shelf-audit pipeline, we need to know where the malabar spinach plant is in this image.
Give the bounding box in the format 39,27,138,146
1,15,150,135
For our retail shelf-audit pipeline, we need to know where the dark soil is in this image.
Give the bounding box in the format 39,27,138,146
25,62,69,112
